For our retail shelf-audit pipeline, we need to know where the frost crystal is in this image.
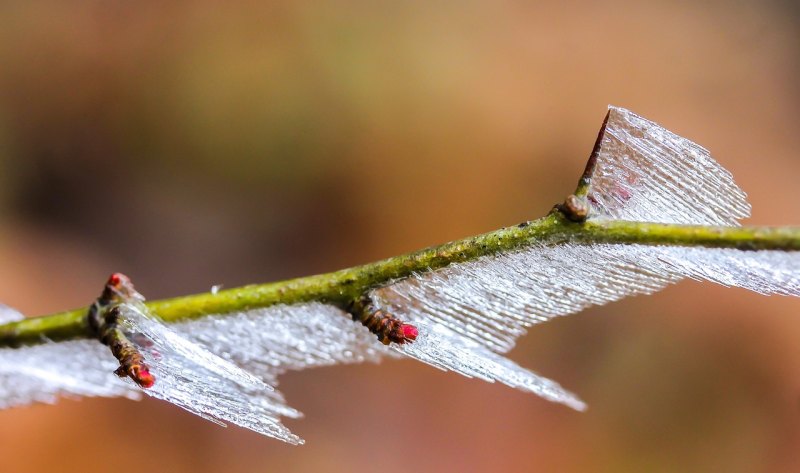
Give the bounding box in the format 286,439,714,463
0,305,138,408
2,106,798,442
587,106,751,225
118,302,304,444
369,106,767,388
0,305,23,324
374,244,800,359
0,340,138,409
174,304,583,413
394,321,586,411
373,242,679,353
175,303,395,382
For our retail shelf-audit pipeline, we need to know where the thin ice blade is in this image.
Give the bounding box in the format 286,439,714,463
0,305,24,324
373,242,680,352
175,303,394,383
2,106,795,438
117,302,304,444
395,320,586,410
0,339,138,409
586,106,751,225
175,303,584,410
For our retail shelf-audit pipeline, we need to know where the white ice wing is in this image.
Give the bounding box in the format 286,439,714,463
374,241,800,359
652,246,800,296
1,106,791,431
0,304,137,408
374,106,759,353
175,303,395,385
117,302,304,445
0,340,138,409
394,320,586,411
586,106,751,225
0,304,24,323
175,303,584,411
373,243,680,353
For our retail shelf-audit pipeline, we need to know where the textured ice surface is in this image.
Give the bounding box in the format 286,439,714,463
587,106,751,225
175,303,395,384
2,106,798,441
118,302,304,444
175,303,584,412
374,105,758,353
375,244,800,356
394,320,586,410
0,305,24,324
373,243,679,353
0,340,138,409
0,305,137,408
653,246,800,295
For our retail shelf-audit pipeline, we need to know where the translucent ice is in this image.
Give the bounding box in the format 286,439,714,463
0,305,24,324
586,106,751,225
1,106,798,441
0,339,138,409
118,301,304,444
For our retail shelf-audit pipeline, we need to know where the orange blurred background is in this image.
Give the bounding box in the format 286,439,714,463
1,1,800,472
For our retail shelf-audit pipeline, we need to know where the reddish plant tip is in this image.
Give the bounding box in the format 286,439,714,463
132,366,156,389
137,372,156,389
107,272,129,288
401,324,419,341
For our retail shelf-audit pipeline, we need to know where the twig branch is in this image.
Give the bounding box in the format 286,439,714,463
3,212,800,348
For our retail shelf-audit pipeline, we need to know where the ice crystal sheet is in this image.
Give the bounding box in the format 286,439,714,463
374,105,756,353
0,305,137,408
117,302,304,444
174,303,583,411
374,243,679,353
587,106,751,225
174,303,396,384
651,246,800,296
1,106,796,440
394,320,586,410
180,240,800,418
375,244,800,357
0,304,23,324
0,340,138,409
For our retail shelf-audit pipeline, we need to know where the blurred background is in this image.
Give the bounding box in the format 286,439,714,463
1,1,799,471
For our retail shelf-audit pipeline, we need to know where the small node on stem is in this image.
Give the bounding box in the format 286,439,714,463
348,296,419,345
558,194,590,222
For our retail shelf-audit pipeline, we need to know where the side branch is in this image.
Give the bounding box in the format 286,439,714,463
3,214,800,348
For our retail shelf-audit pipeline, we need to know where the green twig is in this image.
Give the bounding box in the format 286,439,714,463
2,212,800,348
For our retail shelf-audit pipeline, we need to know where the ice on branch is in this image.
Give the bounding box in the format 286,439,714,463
0,305,23,324
119,301,304,444
585,106,751,225
1,106,799,443
0,305,136,408
175,304,585,411
0,340,138,409
394,320,586,410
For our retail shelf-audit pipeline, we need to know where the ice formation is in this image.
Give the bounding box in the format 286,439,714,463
585,106,751,225
177,304,586,413
0,304,136,408
1,106,798,443
119,301,304,444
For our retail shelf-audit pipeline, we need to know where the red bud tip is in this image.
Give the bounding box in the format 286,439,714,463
134,368,156,389
401,324,419,341
108,272,128,288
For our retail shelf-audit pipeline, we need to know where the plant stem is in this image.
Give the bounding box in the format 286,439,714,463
3,212,800,348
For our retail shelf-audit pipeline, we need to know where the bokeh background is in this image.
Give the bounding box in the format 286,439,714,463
1,1,800,472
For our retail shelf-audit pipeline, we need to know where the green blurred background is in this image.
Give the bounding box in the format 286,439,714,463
1,1,800,471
